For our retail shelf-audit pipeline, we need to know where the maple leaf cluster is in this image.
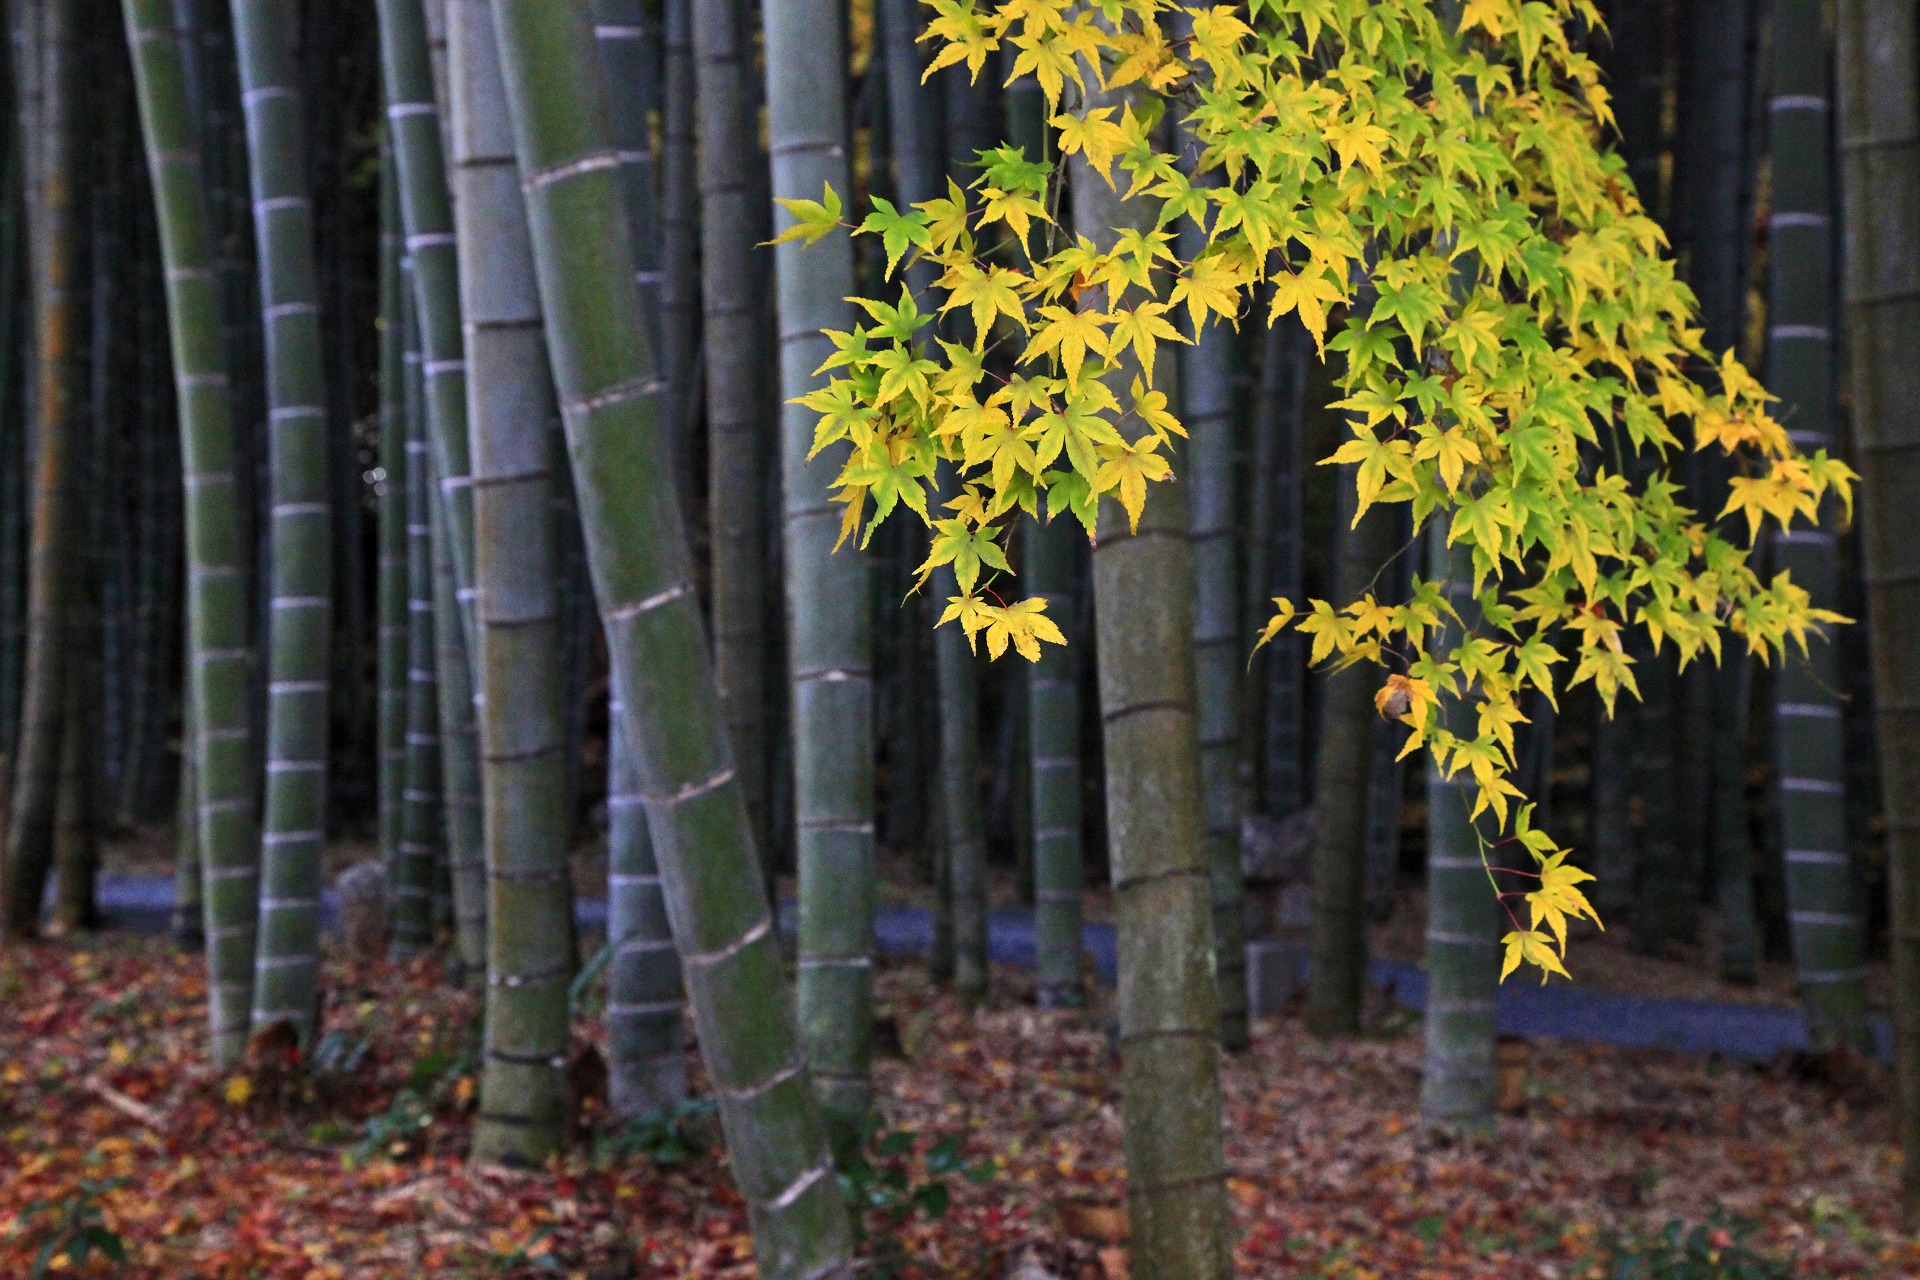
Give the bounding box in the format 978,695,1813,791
774,0,1854,980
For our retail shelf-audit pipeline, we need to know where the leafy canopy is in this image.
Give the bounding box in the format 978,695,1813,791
774,0,1852,980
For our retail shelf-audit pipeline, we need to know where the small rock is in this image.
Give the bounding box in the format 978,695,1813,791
334,860,387,960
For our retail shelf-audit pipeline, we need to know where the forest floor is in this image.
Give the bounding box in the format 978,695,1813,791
2,926,1916,1280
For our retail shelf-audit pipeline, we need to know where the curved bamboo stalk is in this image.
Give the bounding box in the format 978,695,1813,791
488,1,852,1267
122,0,261,1066
227,0,334,1045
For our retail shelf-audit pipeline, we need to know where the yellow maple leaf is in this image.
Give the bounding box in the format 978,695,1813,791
223,1073,254,1107
1526,849,1602,954
1501,928,1570,984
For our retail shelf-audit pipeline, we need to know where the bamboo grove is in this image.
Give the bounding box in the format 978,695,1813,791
0,0,1915,1274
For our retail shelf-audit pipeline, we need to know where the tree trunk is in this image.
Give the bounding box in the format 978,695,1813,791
487,2,852,1270
228,0,333,1046
1419,529,1496,1136
1,0,78,940
1073,76,1231,1280
1835,0,1920,1220
1307,468,1395,1036
1765,0,1871,1053
692,0,767,860
123,0,262,1067
763,0,876,1140
448,0,577,1162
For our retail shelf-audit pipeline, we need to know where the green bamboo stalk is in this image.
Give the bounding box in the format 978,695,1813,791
1252,321,1306,817
1,0,78,940
488,2,852,1267
877,0,941,905
999,23,1079,1009
123,0,261,1067
1836,0,1920,1219
606,679,688,1116
1764,0,1871,1053
431,433,485,973
693,0,768,858
1307,466,1396,1036
1172,75,1248,1047
658,0,698,521
933,534,990,1002
448,0,575,1159
377,123,408,892
589,0,685,1120
590,0,660,350
763,0,876,1136
227,0,333,1045
1419,528,1497,1135
1629,646,1691,949
393,265,440,955
1072,76,1230,1280
376,0,478,657
1025,513,1083,1008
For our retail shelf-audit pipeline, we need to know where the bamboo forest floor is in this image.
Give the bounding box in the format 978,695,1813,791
3,925,1918,1279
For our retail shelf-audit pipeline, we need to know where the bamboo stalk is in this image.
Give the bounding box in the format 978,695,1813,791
392,263,440,955
488,1,852,1266
1072,71,1230,1280
1,0,79,940
1419,528,1497,1135
448,0,575,1159
693,0,769,860
228,0,334,1046
763,0,877,1136
1306,465,1395,1037
123,0,262,1067
376,124,409,895
1764,0,1871,1053
1836,0,1920,1215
